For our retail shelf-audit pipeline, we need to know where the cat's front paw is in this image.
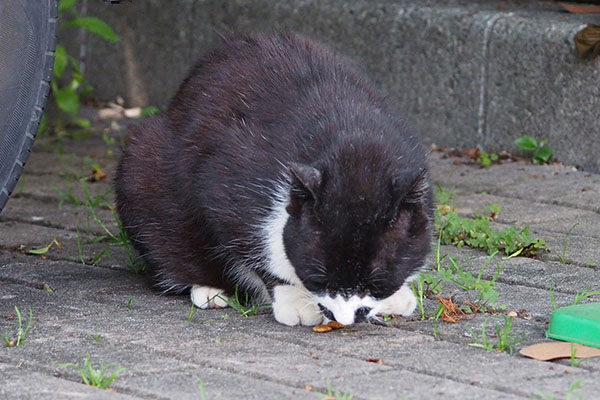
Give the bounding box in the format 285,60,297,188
371,284,417,318
272,285,323,326
190,285,229,309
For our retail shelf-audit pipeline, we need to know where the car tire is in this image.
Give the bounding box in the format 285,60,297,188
0,0,58,213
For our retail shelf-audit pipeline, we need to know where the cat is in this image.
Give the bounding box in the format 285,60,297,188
114,32,434,326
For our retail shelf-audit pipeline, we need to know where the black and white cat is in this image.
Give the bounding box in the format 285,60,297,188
115,33,433,326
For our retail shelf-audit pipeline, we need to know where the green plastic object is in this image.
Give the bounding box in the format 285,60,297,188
546,302,600,349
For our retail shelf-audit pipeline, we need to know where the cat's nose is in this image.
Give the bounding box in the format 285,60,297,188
354,307,372,322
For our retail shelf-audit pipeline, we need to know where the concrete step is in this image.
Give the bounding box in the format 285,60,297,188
62,0,600,171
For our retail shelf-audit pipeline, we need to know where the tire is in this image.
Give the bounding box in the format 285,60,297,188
0,0,58,213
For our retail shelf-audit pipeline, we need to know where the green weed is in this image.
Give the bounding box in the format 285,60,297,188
570,344,585,368
76,228,86,264
141,106,160,117
514,136,553,164
188,304,197,322
217,286,270,317
86,329,101,343
61,355,125,389
315,377,353,400
556,223,579,264
410,274,426,320
436,207,546,257
533,379,584,400
198,379,206,400
572,287,600,305
14,174,26,197
52,181,110,209
102,133,116,156
434,188,547,257
45,0,119,134
82,185,145,273
4,306,33,347
420,248,508,316
127,296,139,311
433,303,444,338
549,280,557,311
468,315,522,354
477,151,499,168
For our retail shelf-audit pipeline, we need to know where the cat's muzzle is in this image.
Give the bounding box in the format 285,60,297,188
318,304,372,325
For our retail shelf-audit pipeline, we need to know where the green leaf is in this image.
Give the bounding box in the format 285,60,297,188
53,45,68,78
534,147,553,163
514,136,538,150
59,0,79,13
37,114,48,136
141,106,160,117
28,243,52,255
54,86,80,115
73,118,91,129
65,17,119,42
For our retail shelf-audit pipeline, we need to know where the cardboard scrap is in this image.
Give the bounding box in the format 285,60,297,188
520,342,600,361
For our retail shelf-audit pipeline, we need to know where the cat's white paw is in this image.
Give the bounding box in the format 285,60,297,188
272,285,323,326
371,284,417,317
190,285,229,309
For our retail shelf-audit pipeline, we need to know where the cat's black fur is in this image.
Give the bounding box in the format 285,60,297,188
115,32,433,324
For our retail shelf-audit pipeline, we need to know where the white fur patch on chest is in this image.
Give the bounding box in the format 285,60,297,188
261,185,302,286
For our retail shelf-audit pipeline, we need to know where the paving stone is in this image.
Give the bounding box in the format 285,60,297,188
116,367,317,400
0,196,117,236
0,362,137,399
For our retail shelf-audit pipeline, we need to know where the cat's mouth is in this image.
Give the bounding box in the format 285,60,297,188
318,303,372,325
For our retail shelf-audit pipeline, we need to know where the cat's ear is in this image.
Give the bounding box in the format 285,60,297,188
392,168,430,206
286,162,322,216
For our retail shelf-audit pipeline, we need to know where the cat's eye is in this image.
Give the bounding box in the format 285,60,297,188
304,275,328,289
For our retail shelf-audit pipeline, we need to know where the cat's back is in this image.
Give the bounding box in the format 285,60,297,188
168,33,350,124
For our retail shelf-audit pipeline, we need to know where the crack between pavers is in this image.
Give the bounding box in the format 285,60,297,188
0,214,104,235
438,186,600,215
0,244,132,277
477,14,500,143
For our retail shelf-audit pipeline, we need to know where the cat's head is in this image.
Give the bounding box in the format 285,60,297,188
282,149,433,325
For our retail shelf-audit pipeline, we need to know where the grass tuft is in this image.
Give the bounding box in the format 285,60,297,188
468,315,522,354
60,355,125,389
217,286,270,317
4,306,33,347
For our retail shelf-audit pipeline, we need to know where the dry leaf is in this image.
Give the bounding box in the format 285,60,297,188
559,2,600,14
93,169,107,181
574,24,600,59
438,296,467,323
84,167,107,182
